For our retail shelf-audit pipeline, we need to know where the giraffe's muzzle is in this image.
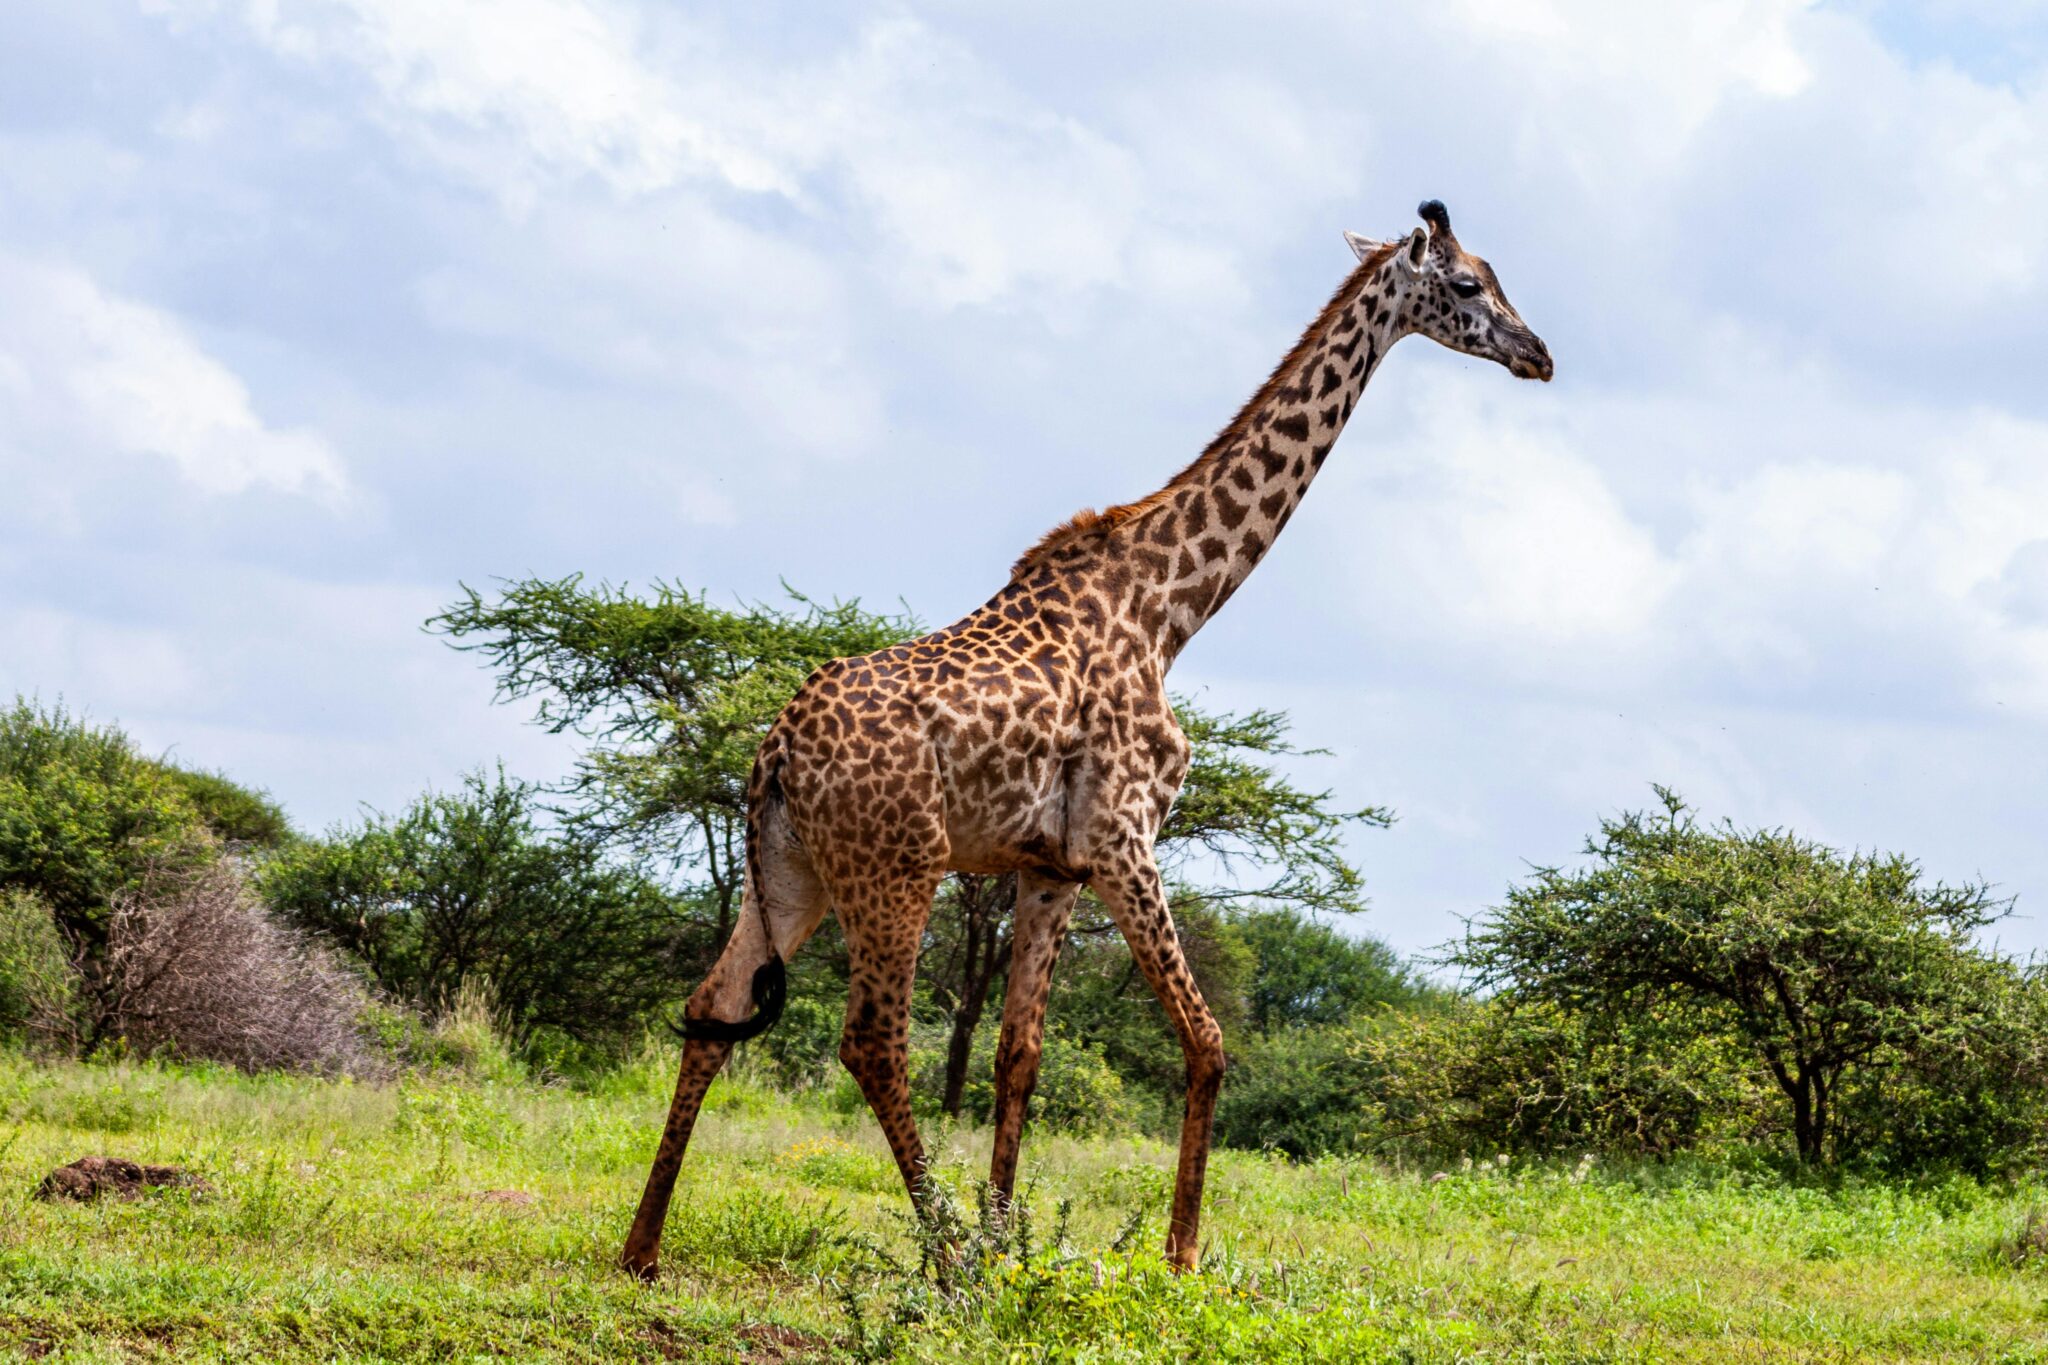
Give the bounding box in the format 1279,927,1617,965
1510,335,1554,382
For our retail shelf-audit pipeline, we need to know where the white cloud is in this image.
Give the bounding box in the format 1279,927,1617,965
409,194,887,463
1344,370,1676,662
1992,541,2048,627
1329,348,2048,717
0,253,345,499
182,0,792,202
0,570,575,830
170,2,1250,317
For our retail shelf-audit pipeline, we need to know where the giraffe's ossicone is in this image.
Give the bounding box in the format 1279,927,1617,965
620,200,1552,1279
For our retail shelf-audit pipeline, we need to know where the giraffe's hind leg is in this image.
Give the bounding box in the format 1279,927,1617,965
620,803,827,1281
835,869,946,1214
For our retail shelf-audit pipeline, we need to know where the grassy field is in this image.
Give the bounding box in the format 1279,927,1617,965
3,1050,2048,1362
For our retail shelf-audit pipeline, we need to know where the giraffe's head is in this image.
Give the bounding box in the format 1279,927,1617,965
1345,200,1552,382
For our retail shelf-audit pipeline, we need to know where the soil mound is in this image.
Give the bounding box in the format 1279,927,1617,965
35,1156,211,1202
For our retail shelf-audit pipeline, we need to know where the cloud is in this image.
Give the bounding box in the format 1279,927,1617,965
166,2,1255,318
0,562,575,830
409,194,886,463
1325,348,2048,720
1343,370,1676,663
0,253,345,500
171,0,792,202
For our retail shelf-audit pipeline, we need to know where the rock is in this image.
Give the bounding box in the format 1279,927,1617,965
35,1156,211,1202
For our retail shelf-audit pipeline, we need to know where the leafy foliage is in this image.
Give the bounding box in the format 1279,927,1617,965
1161,705,1391,916
0,697,215,953
144,763,294,849
430,577,915,943
259,769,686,1049
920,1018,1135,1136
1211,1020,1379,1159
0,887,72,1050
1234,905,1433,1031
1450,788,2038,1166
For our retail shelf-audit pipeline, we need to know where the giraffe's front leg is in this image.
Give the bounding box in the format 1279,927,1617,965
1086,845,1225,1272
986,869,1081,1216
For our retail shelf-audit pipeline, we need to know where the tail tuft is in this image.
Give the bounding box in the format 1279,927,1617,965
671,955,787,1044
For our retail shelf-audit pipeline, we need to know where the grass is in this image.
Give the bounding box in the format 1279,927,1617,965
3,1051,2048,1362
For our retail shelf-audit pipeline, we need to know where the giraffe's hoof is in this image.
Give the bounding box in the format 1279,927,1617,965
620,1248,660,1283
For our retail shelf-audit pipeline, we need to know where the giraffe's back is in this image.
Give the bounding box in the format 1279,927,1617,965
768,590,1093,886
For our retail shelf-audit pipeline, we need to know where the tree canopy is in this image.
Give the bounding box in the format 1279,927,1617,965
431,577,916,942
1451,787,2021,1164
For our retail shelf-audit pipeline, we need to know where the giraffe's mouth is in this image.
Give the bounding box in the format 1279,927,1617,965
1508,336,1554,382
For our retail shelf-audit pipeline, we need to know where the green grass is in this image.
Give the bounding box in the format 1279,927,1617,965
3,1051,2047,1362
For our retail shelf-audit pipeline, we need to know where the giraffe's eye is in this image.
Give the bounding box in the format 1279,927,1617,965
1450,278,1483,299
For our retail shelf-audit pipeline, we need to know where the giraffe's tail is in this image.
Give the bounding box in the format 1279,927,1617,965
669,956,785,1043
671,728,791,1043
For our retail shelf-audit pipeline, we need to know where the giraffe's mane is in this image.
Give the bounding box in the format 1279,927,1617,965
1009,244,1393,581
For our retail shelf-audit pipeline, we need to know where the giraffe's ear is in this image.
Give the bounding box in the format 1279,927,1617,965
1344,230,1389,263
1398,226,1430,272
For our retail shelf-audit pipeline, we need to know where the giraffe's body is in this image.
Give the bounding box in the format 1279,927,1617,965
621,202,1551,1278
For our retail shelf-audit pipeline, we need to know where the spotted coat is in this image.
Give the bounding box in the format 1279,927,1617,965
621,201,1552,1278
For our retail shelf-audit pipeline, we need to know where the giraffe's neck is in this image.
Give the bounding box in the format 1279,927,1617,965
1121,256,1405,662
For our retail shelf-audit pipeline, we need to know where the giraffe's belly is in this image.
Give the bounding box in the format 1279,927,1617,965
927,687,1078,876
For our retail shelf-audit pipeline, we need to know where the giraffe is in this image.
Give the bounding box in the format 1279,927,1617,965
620,200,1551,1279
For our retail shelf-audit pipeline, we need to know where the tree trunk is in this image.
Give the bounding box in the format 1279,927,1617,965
1810,1068,1832,1165
941,988,986,1117
1790,1067,1821,1164
937,874,1016,1118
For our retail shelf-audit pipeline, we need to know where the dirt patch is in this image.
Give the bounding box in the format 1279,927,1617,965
642,1319,831,1363
733,1322,832,1362
470,1189,535,1207
35,1156,211,1202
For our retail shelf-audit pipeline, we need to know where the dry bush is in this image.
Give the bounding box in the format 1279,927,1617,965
98,859,376,1076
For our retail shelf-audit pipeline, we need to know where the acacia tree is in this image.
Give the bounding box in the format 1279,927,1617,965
431,577,915,949
1451,788,2013,1164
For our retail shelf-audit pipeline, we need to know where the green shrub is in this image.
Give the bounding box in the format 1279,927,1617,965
0,888,74,1050
1236,907,1437,1029
1352,999,1775,1163
747,993,842,1090
1213,1021,1379,1159
930,1022,1134,1137
260,769,687,1050
144,763,293,849
0,698,215,954
1830,960,2048,1175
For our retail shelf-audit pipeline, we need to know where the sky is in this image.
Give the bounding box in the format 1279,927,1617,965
3,0,2046,961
